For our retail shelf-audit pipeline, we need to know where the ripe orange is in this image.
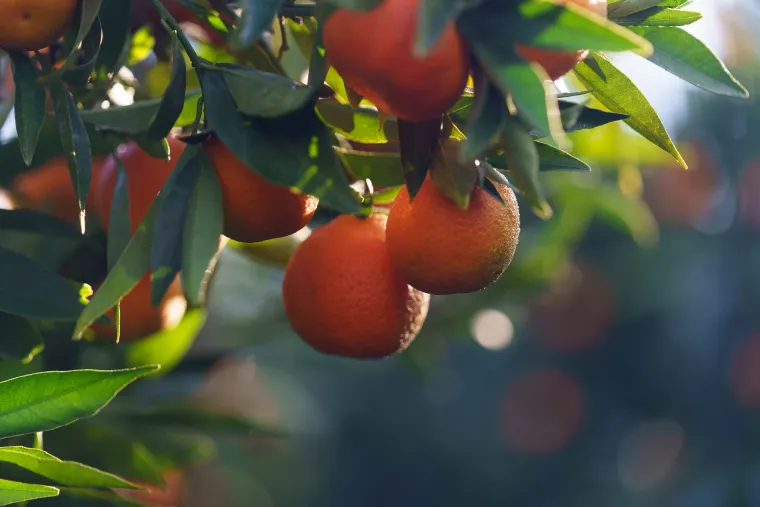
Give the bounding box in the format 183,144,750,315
91,274,187,342
516,0,608,80
282,213,430,359
12,155,107,224
0,0,79,52
386,176,520,295
94,137,186,232
323,0,470,122
204,136,319,243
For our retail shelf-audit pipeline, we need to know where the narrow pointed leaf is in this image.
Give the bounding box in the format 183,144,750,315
146,34,187,140
573,53,685,168
0,478,58,506
9,52,46,167
0,367,158,440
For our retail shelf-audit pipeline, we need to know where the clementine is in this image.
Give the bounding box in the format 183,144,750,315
0,0,79,52
516,0,608,80
12,155,107,224
91,274,187,342
322,0,470,122
204,136,319,243
282,213,430,359
94,137,186,232
386,175,520,295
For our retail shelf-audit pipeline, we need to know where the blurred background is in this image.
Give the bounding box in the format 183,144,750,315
8,0,760,506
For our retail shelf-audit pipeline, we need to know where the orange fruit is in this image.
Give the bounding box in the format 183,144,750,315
12,155,107,224
94,137,186,232
282,213,430,359
323,0,470,122
386,176,520,295
516,0,608,80
91,274,187,342
0,0,79,51
204,136,319,243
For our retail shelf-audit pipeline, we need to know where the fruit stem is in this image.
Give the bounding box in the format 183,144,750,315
148,0,205,76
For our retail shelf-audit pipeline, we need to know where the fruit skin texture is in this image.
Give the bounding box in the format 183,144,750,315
94,137,186,232
204,137,319,243
91,274,187,342
516,0,608,80
386,176,520,295
323,0,470,122
0,0,79,51
282,214,430,359
12,155,107,224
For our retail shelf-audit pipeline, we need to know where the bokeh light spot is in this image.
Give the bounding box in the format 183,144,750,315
471,309,514,351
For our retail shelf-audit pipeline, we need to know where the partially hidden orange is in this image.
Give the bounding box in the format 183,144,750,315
204,136,319,243
12,155,107,225
282,214,430,359
0,0,79,51
516,0,608,80
323,0,470,122
386,176,520,295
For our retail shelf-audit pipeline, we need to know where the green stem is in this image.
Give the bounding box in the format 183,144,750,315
33,432,43,450
148,0,205,73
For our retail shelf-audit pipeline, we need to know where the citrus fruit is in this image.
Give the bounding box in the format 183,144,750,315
322,0,470,122
91,274,187,342
12,155,107,224
516,0,608,80
386,176,520,295
282,213,430,359
204,136,319,243
94,137,186,232
0,0,79,51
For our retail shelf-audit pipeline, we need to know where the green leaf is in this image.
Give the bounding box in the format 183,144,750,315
502,114,551,218
0,367,158,440
80,92,202,134
615,7,702,26
535,141,591,171
9,52,46,167
125,308,207,375
231,0,284,51
461,75,508,162
336,148,405,188
146,34,187,141
323,0,382,10
50,79,93,224
415,0,460,56
0,247,86,321
608,0,663,18
70,0,104,56
150,147,201,306
0,478,58,506
0,313,44,364
316,100,398,144
94,0,133,77
573,53,685,168
553,100,629,134
73,197,160,339
181,154,223,306
0,447,139,489
202,70,359,213
397,118,442,199
106,159,131,270
628,26,748,98
219,63,315,118
0,210,83,242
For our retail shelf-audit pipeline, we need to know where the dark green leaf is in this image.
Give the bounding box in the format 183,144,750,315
95,0,133,77
0,247,86,321
415,0,460,56
0,367,158,440
608,0,662,18
232,0,284,50
219,63,315,118
151,147,201,306
181,154,223,306
107,159,131,270
397,118,442,199
0,210,83,242
9,52,46,167
615,7,702,26
147,34,187,140
461,75,508,162
0,314,43,364
322,0,382,10
50,79,93,223
502,114,551,218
